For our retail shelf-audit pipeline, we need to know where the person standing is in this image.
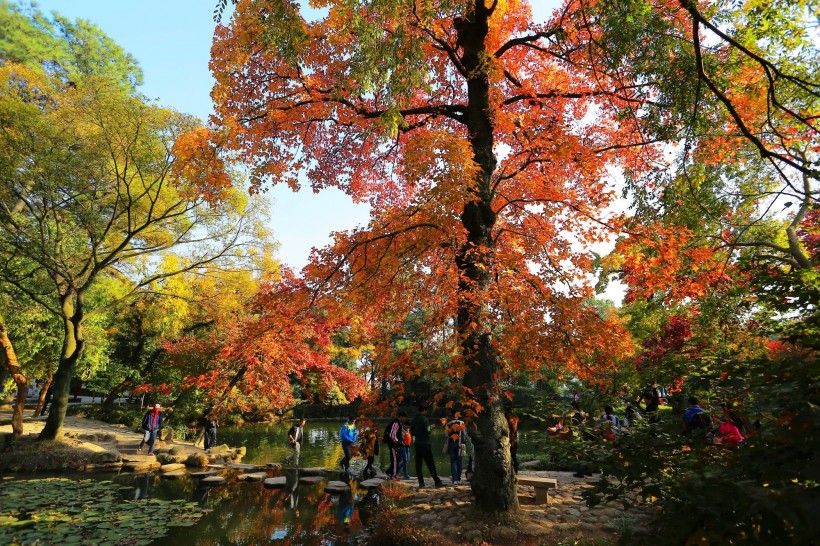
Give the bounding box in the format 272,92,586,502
203,404,218,451
445,414,466,485
287,418,306,466
399,424,412,479
409,405,443,488
384,411,405,480
507,414,520,474
339,416,358,472
138,403,163,455
361,426,379,478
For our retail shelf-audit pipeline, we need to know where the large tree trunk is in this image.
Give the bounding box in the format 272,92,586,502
456,2,519,514
0,318,27,439
39,292,85,441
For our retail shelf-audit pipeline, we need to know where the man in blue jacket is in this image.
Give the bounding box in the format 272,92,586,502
138,403,163,455
339,416,358,472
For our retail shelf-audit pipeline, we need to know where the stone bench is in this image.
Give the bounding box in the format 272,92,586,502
518,477,557,504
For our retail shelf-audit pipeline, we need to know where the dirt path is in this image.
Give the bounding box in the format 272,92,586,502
0,410,197,454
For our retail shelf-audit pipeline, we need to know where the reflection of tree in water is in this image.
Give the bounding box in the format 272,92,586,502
154,471,366,546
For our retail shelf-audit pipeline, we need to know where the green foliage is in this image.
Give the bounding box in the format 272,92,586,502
0,477,204,545
584,263,820,545
0,1,142,88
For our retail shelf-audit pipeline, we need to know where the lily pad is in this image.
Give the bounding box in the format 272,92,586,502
0,478,205,545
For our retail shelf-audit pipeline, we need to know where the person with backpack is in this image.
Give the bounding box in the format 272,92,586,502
339,416,358,473
409,405,443,488
384,411,406,480
683,397,711,431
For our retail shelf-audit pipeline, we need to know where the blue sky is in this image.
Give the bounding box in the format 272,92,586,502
35,1,598,280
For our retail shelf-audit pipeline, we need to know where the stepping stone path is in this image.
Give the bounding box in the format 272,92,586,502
263,477,287,488
201,476,227,485
237,472,268,482
298,475,325,485
324,481,350,494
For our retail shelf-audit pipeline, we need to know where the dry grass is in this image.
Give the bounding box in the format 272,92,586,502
0,436,120,472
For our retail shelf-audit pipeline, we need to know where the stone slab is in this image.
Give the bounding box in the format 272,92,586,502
160,463,187,473
298,467,327,476
263,477,287,488
298,475,325,485
190,470,220,479
201,476,227,485
324,480,350,494
359,478,385,489
237,472,268,482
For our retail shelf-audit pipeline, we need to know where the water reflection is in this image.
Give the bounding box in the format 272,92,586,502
133,473,152,500
142,467,372,546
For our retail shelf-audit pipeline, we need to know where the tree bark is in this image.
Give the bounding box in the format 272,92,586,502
0,318,27,439
33,366,52,417
456,2,519,514
39,292,85,441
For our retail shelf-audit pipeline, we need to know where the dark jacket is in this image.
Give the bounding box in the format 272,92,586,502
142,410,162,431
410,413,432,445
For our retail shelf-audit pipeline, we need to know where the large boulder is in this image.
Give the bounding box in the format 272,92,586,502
185,452,210,468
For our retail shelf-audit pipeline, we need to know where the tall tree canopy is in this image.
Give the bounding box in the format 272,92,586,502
207,0,817,513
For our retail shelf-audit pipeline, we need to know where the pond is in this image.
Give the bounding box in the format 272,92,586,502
218,420,547,478
0,421,549,545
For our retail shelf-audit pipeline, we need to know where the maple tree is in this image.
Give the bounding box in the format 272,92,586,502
207,0,658,512
161,272,367,415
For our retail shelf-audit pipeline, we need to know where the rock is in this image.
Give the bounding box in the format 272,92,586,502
463,530,484,543
266,462,282,469
161,470,187,480
185,453,210,468
156,453,187,465
263,477,287,488
201,476,226,485
299,475,325,485
324,481,350,494
520,460,546,471
236,446,247,457
122,460,160,473
159,428,174,442
359,478,384,489
419,513,437,523
169,446,195,456
237,472,268,482
566,508,582,517
490,527,518,541
160,463,187,473
85,461,123,471
208,444,232,456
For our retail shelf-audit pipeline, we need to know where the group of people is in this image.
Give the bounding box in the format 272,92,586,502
285,405,475,487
